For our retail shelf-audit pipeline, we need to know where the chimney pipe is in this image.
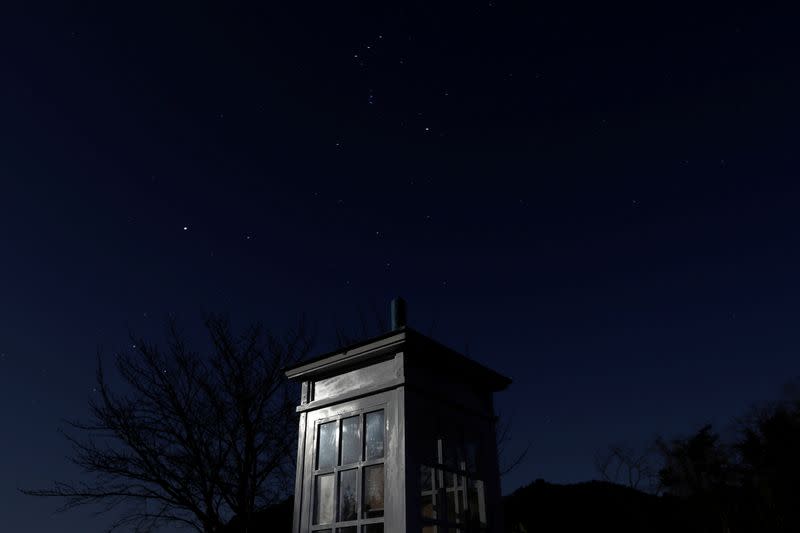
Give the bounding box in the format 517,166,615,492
391,297,407,330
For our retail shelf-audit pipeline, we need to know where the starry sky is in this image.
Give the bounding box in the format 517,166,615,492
2,2,800,531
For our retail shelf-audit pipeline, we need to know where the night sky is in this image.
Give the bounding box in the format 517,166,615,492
2,2,800,531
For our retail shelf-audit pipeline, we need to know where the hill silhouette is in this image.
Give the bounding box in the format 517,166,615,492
503,479,686,533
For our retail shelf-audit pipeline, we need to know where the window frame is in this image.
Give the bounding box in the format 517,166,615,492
309,405,388,533
420,436,488,533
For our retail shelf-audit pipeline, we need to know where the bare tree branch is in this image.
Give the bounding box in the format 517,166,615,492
22,315,312,533
594,442,660,494
496,410,532,477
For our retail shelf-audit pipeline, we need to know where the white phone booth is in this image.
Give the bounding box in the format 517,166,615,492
285,300,510,533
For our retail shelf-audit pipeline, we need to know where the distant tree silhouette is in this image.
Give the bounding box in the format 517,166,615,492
656,425,736,532
23,315,312,533
653,400,800,533
594,443,659,493
734,391,800,532
657,425,731,499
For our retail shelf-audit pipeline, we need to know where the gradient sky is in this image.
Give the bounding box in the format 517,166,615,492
2,2,799,531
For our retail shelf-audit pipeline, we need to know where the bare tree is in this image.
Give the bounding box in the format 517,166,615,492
23,315,312,533
594,443,659,493
496,411,532,477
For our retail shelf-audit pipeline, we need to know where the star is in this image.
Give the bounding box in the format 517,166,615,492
183,226,189,231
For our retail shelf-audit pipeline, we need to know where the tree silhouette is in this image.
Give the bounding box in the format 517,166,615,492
23,315,312,533
594,443,659,493
656,425,737,533
735,393,800,532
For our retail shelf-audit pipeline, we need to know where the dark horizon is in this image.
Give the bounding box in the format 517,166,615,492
2,2,799,531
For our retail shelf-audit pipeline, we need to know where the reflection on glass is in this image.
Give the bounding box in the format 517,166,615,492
420,464,436,519
456,484,465,523
363,464,385,518
340,416,361,465
446,475,464,523
314,474,334,524
318,422,337,469
339,469,357,521
365,411,385,459
468,479,486,526
447,489,457,523
422,527,436,533
363,525,384,533
420,464,434,491
421,494,436,518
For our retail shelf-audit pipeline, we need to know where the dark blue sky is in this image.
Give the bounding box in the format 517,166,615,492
2,2,799,531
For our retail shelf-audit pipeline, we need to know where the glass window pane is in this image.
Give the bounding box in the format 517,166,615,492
421,494,436,518
420,464,436,519
338,528,357,533
420,464,434,491
447,489,457,523
340,416,361,465
317,421,337,469
363,464,385,518
446,475,464,524
468,479,486,526
422,527,437,533
365,410,385,459
314,474,335,524
363,525,384,533
339,469,358,521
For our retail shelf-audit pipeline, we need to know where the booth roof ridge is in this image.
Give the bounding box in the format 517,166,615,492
284,326,511,392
